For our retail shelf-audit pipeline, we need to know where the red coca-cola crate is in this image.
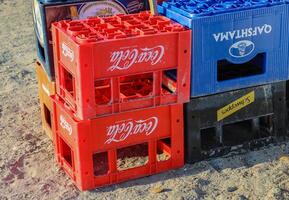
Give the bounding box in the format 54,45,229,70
51,95,184,191
52,12,191,120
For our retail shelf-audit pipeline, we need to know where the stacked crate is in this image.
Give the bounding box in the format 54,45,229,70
33,0,192,190
51,12,191,190
33,0,150,138
35,61,56,139
158,0,288,163
32,0,289,192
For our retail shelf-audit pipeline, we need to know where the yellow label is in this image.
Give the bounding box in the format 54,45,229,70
217,91,255,121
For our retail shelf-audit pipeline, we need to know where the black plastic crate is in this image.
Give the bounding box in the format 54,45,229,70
184,82,287,163
286,81,289,107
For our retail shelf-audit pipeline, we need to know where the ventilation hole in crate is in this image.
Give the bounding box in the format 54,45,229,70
201,115,274,150
43,103,52,129
120,73,153,101
201,127,220,150
95,79,111,105
62,66,75,98
217,53,265,81
117,143,148,171
221,119,255,145
157,138,171,162
93,152,109,176
222,117,273,146
162,69,177,94
59,137,73,168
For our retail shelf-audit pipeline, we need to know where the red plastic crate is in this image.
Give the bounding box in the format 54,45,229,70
52,12,191,120
51,95,184,191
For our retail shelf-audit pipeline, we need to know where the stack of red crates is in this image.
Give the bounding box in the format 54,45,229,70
51,12,191,190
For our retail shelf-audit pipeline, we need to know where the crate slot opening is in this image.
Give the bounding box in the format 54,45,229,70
222,116,273,146
93,152,109,176
59,137,73,168
217,53,265,81
162,69,178,94
43,103,52,129
117,143,148,171
119,73,153,101
200,127,221,150
117,69,178,102
95,79,112,105
62,66,75,98
157,138,172,162
201,115,274,150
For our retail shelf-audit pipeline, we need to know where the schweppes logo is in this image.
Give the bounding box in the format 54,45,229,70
217,91,255,121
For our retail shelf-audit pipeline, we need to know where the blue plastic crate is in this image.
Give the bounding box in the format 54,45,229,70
32,0,149,80
158,0,289,97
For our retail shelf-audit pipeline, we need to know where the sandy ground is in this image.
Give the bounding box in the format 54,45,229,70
1,0,289,199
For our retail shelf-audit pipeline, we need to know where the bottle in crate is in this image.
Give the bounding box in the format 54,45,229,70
32,0,150,80
51,12,191,120
158,0,289,97
35,61,56,139
184,82,288,163
51,95,184,191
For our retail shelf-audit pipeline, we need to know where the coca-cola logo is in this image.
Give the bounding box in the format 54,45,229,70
60,115,72,135
108,45,165,71
105,117,159,144
62,43,74,62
